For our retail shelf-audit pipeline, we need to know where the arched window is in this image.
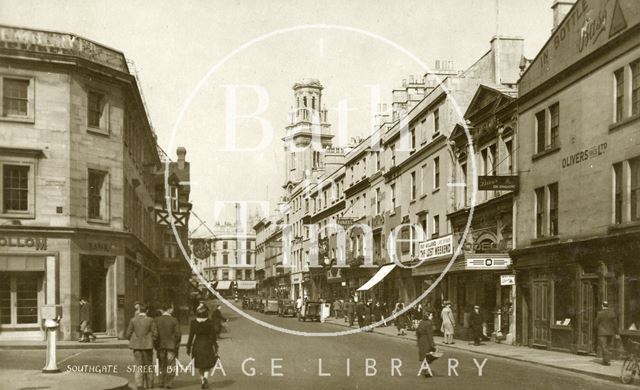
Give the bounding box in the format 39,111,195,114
303,96,308,107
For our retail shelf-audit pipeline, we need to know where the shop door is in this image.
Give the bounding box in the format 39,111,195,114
577,279,597,353
81,257,107,333
531,280,550,346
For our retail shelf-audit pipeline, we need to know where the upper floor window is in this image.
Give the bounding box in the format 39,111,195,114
390,143,396,167
410,171,416,200
410,127,416,152
87,90,109,134
432,214,440,237
433,157,440,190
632,157,640,221
2,165,29,213
615,68,625,122
614,162,623,224
390,183,396,210
223,241,228,250
460,161,468,207
433,108,440,137
375,188,381,214
613,157,640,224
504,138,514,175
535,183,559,238
534,103,560,155
88,169,109,221
1,76,34,122
632,61,640,116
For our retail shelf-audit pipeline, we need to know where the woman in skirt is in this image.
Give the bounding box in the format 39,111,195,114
186,304,219,389
393,303,407,336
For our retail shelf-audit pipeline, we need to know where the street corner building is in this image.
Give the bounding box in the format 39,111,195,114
0,25,193,341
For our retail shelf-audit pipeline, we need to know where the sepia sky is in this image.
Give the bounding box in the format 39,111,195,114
2,0,554,228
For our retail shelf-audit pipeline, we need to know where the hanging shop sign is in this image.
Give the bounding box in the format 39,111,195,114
337,218,355,229
466,256,512,270
418,235,453,260
192,239,211,260
500,274,516,286
478,175,519,191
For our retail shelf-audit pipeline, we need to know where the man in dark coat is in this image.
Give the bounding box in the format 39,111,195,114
595,301,618,366
345,298,355,326
154,303,181,389
79,297,96,342
470,305,484,346
126,303,158,390
355,300,366,328
211,304,227,338
416,311,437,378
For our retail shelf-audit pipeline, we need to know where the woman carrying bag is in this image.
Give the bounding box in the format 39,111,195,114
416,310,442,378
186,304,219,389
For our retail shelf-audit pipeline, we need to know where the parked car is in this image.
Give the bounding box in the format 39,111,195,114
278,299,296,317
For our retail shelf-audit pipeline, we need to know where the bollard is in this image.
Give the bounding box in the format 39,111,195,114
42,316,61,373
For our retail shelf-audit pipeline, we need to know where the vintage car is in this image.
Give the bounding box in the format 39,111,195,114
278,299,296,317
263,297,279,314
298,301,321,322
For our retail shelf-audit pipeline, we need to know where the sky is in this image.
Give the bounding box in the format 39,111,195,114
1,0,554,228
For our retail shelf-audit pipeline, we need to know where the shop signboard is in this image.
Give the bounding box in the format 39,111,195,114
500,274,516,286
418,235,453,260
466,256,512,270
478,175,518,191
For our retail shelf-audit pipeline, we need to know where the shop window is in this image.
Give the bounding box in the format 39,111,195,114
88,169,109,221
553,273,574,326
0,273,40,326
625,264,640,331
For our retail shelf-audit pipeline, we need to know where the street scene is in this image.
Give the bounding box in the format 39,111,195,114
1,0,640,389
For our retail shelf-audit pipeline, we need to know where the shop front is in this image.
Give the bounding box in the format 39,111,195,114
513,231,640,355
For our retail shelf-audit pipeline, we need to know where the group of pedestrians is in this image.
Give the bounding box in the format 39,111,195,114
125,301,228,390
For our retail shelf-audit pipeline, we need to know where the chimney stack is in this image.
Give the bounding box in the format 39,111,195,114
176,146,186,170
551,0,576,31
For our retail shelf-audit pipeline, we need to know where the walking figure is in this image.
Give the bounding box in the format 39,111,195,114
126,303,158,390
186,304,219,389
154,303,181,389
595,301,618,366
79,297,96,343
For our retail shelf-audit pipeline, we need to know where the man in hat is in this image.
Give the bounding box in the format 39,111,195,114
595,301,618,366
470,305,484,346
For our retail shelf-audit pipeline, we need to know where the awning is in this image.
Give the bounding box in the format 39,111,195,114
357,264,396,291
215,281,232,290
236,281,257,290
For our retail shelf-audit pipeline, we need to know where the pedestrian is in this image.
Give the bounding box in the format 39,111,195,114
440,300,455,344
186,304,219,389
154,303,181,389
381,301,389,326
355,299,366,328
416,310,438,378
295,296,303,321
78,297,96,342
470,305,484,346
372,301,382,327
126,303,158,390
393,303,407,336
211,304,227,339
595,301,618,366
346,298,355,326
335,299,344,319
364,300,374,332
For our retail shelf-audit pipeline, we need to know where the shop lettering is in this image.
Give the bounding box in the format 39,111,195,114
578,9,607,53
88,242,111,252
553,0,589,50
0,236,47,251
561,142,607,168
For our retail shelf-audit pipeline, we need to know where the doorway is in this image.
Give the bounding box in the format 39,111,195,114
531,279,550,346
577,278,598,353
80,256,107,333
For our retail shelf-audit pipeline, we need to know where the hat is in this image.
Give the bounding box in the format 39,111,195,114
473,305,480,309
602,301,609,308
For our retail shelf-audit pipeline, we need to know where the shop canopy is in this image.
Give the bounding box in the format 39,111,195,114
357,264,396,291
215,281,232,290
236,281,257,290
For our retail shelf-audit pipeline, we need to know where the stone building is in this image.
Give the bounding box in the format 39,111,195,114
0,25,191,340
512,0,640,353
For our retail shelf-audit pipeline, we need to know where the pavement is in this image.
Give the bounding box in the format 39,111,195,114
3,369,128,390
0,308,630,389
321,316,624,383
